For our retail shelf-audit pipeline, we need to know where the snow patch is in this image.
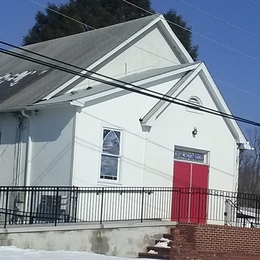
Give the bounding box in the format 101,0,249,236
147,250,158,254
0,246,155,260
0,70,48,87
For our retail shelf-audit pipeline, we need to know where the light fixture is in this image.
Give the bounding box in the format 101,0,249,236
192,127,198,137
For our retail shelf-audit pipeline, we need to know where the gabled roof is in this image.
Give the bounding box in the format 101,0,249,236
0,14,161,113
140,62,250,148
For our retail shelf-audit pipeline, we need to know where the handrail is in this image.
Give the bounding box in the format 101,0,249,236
0,186,259,228
225,198,254,228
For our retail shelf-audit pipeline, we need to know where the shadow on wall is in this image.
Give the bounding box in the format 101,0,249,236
32,108,75,142
0,108,75,144
30,141,73,186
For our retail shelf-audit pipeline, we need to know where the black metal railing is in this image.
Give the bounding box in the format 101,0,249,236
0,186,259,228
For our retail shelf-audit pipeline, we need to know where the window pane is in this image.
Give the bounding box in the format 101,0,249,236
100,155,118,180
102,130,120,155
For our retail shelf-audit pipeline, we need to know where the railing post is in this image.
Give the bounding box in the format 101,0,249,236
178,188,181,222
140,187,145,223
4,187,9,228
198,189,201,224
99,187,104,225
73,187,78,223
54,187,59,226
255,195,259,226
29,188,34,224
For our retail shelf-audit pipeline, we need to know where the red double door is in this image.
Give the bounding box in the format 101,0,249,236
171,161,208,224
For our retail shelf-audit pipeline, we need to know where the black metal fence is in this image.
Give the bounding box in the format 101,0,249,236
0,186,259,228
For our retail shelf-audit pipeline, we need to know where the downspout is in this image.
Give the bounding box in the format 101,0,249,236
21,110,33,187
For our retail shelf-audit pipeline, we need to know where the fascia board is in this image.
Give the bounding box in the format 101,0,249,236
158,16,194,63
81,63,199,101
39,63,200,109
141,65,201,126
132,63,200,87
199,62,250,146
43,16,162,101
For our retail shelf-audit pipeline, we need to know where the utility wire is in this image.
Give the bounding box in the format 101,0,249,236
0,40,179,102
122,0,260,98
1,43,260,127
246,0,260,7
28,0,260,99
122,0,260,63
28,0,178,65
28,0,87,27
177,0,260,40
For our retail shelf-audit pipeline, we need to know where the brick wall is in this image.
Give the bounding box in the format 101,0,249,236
171,223,260,260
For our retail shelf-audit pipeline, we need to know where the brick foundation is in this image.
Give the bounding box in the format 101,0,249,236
171,223,260,260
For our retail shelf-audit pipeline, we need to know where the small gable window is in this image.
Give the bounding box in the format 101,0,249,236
100,128,121,181
186,96,203,114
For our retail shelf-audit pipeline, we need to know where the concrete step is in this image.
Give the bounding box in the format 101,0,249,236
147,246,171,255
155,240,174,247
138,233,173,259
162,233,174,240
139,252,170,259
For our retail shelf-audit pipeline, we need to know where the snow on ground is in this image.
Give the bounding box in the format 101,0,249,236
0,246,154,260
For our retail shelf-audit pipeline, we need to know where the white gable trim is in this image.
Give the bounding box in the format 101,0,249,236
140,67,200,128
43,16,162,100
158,16,193,63
141,62,249,147
198,63,249,146
43,14,192,100
35,63,200,109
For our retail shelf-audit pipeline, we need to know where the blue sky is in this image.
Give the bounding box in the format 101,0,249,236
1,0,260,135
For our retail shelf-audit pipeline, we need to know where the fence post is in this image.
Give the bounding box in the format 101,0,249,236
73,187,78,223
178,188,181,222
140,187,145,223
99,187,104,225
256,195,259,226
54,187,59,226
197,189,201,224
4,187,9,228
29,188,34,224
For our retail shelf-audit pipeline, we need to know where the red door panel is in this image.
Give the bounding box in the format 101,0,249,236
171,161,209,224
192,164,208,189
173,161,191,188
171,161,190,222
190,164,208,224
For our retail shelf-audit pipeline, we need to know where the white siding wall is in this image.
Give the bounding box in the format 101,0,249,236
0,113,27,186
72,75,238,192
30,107,75,186
143,80,237,191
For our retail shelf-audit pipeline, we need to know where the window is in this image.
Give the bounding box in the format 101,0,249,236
186,96,203,114
188,96,202,106
174,149,205,163
100,128,121,181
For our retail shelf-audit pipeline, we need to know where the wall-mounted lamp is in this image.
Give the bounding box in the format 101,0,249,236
192,127,198,138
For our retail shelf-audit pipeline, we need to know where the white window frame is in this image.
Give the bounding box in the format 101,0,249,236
174,145,209,165
99,127,122,182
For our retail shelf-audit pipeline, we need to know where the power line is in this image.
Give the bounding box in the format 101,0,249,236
29,0,87,27
28,0,260,100
1,42,260,127
28,0,178,66
246,0,260,7
177,0,260,40
122,0,260,63
122,0,260,98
